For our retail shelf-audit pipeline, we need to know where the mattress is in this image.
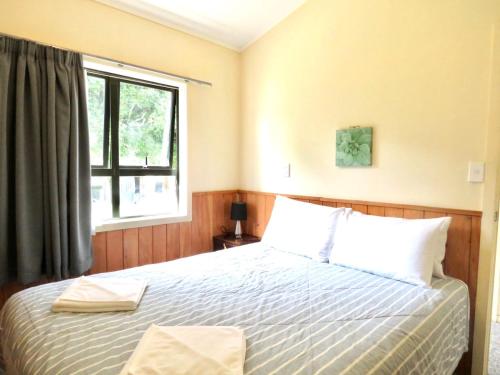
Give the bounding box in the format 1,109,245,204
0,243,469,375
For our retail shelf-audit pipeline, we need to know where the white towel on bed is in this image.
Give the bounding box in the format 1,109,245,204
120,325,246,375
52,276,147,313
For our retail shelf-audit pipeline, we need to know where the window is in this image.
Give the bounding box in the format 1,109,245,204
86,70,180,224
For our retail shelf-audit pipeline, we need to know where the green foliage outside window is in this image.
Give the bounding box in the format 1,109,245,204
87,76,105,166
87,76,176,168
119,82,172,167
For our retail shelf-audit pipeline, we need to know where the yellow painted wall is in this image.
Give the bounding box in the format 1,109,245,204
0,0,241,192
240,1,500,373
241,0,500,211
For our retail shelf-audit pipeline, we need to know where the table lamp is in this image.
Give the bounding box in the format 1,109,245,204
231,202,247,239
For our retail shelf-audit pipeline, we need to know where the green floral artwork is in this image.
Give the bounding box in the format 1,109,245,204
336,127,372,167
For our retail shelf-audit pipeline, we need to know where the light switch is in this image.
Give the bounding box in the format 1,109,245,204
280,163,291,178
467,162,485,183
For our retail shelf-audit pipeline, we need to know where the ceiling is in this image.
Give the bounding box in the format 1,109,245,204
94,0,307,51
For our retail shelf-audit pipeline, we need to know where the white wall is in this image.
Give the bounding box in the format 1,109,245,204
241,0,500,211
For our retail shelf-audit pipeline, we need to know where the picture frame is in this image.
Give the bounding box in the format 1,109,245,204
336,127,373,167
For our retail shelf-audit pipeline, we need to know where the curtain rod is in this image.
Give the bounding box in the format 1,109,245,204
0,31,212,87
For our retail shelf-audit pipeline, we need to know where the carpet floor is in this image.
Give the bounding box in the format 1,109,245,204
490,322,500,374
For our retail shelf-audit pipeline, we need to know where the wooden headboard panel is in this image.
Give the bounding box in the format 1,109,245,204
239,190,481,375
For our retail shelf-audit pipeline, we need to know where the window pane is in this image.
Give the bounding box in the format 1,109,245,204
119,176,177,217
87,76,107,166
119,82,173,167
91,177,112,222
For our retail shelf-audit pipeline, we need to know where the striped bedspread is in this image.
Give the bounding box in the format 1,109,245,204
0,243,468,375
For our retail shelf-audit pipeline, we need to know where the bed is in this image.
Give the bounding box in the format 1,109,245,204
0,243,469,375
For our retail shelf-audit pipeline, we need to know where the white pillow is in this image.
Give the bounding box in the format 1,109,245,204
261,196,346,261
427,216,452,278
329,212,451,287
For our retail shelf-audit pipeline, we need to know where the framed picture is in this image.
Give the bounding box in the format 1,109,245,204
336,127,373,167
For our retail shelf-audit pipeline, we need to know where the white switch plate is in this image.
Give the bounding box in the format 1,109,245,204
467,162,485,183
280,163,291,178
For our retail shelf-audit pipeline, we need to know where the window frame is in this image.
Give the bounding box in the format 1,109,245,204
87,69,180,219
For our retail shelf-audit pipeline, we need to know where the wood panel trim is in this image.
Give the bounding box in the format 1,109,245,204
192,190,239,196
238,190,482,217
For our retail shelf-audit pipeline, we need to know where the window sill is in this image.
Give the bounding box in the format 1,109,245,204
93,213,191,233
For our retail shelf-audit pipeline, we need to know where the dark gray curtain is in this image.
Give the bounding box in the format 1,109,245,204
0,36,92,285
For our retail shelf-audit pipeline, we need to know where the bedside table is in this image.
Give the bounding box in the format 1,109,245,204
213,234,261,251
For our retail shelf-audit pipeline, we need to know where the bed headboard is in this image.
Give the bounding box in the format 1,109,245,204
239,190,481,375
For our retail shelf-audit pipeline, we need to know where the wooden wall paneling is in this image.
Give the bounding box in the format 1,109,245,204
167,223,180,260
309,199,323,206
179,221,192,257
352,204,368,214
423,211,442,219
322,201,337,207
138,227,153,266
123,228,139,269
152,225,167,263
403,209,424,219
190,194,202,252
264,195,276,229
384,207,404,218
255,194,267,237
206,194,215,250
90,232,107,274
106,231,123,272
238,192,247,201
191,194,212,254
295,198,310,203
202,193,213,251
367,206,385,216
243,193,258,236
444,214,471,282
239,190,482,216
469,217,481,312
211,192,225,236
243,192,269,236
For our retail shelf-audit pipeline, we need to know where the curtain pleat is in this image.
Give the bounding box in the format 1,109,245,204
0,37,92,285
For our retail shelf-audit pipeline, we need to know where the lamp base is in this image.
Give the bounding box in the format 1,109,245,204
235,220,242,239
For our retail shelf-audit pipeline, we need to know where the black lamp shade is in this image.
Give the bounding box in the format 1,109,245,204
231,202,247,221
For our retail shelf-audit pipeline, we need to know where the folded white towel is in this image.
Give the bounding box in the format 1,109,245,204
120,325,246,375
52,276,147,313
